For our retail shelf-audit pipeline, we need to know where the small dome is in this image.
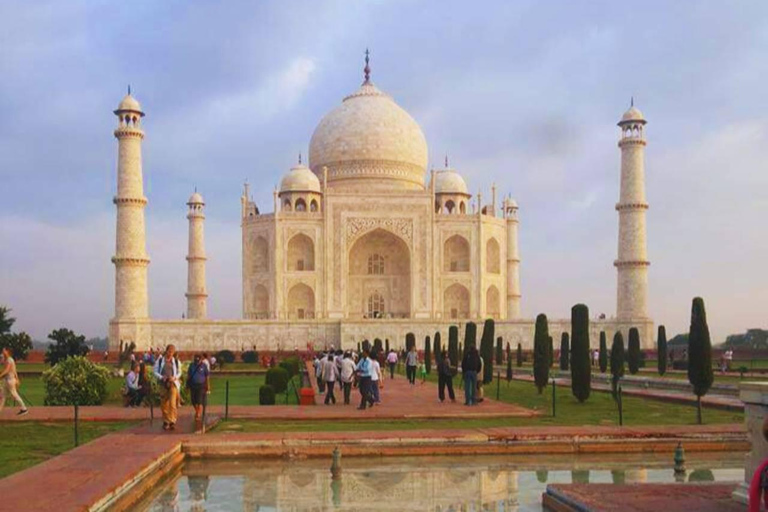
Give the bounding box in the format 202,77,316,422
434,169,469,195
116,93,143,114
280,164,321,193
619,105,645,124
507,198,518,209
187,192,204,205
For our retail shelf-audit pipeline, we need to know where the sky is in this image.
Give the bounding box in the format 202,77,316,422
1,1,766,343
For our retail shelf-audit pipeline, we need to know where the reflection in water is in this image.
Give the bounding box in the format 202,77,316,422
139,453,743,512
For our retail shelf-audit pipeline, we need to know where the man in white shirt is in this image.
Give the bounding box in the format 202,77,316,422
386,350,398,379
321,353,339,405
340,352,356,405
371,355,383,403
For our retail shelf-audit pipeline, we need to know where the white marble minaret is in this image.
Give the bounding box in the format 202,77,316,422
615,102,650,320
185,191,208,319
504,197,521,319
112,92,150,320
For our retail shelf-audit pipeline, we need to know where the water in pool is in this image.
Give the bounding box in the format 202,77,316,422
137,452,743,511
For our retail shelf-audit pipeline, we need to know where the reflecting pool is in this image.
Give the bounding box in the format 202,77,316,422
136,452,743,511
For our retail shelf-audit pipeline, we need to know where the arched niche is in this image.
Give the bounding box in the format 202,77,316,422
444,283,470,319
287,233,314,271
486,238,500,274
287,283,314,319
444,235,470,272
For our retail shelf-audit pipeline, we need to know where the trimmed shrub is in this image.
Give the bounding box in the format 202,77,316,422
42,356,110,405
405,333,416,351
464,322,477,350
496,336,503,366
548,336,554,368
216,350,236,364
241,350,259,364
559,333,570,371
570,304,591,403
373,338,383,357
385,339,390,353
357,342,361,353
259,385,276,405
480,319,495,384
533,314,550,393
627,328,640,374
448,326,459,367
516,343,523,367
688,297,714,424
657,325,667,376
506,352,513,381
362,339,371,353
45,328,89,366
599,331,608,373
279,356,301,378
610,331,625,400
424,335,432,374
265,366,290,394
433,332,442,362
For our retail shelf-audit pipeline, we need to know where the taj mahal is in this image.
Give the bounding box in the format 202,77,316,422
108,55,654,351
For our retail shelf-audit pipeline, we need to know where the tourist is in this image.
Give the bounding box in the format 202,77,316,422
725,349,733,372
340,352,356,405
0,347,28,415
356,349,375,410
322,353,339,405
386,349,398,379
418,360,427,385
202,352,211,370
314,353,326,393
462,345,481,406
437,350,456,403
406,345,419,385
125,362,141,407
187,353,209,421
371,353,383,403
153,344,181,431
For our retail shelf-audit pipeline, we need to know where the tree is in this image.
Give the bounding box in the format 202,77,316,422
464,322,477,350
45,328,89,366
0,332,33,360
548,336,554,368
0,306,14,335
480,319,495,384
506,351,513,382
688,297,714,424
627,328,641,374
433,332,441,361
610,331,625,400
424,335,432,374
559,333,570,371
42,356,110,405
599,331,608,373
496,337,504,366
657,325,667,376
516,343,523,367
570,304,591,402
385,339,390,353
533,314,550,393
448,326,459,367
373,338,383,357
405,333,415,351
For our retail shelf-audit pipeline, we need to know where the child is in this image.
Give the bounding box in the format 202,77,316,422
418,361,427,384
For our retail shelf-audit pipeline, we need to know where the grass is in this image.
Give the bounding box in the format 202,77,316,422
0,421,135,478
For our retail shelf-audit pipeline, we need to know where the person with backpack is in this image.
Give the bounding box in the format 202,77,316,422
153,344,181,431
187,354,209,421
461,345,481,406
437,350,456,403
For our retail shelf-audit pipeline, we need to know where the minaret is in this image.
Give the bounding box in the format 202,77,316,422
504,197,521,319
615,101,650,320
112,91,150,320
186,191,208,319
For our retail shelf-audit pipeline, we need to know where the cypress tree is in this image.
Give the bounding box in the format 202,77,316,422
627,328,640,374
464,322,477,350
373,338,383,358
357,341,361,353
657,325,667,376
688,297,713,424
385,339,390,353
548,336,554,368
599,331,608,373
533,314,550,393
459,342,464,360
480,319,495,384
559,332,570,371
405,333,415,351
424,335,432,374
570,304,591,402
506,343,512,381
516,343,523,367
434,332,441,363
496,337,504,366
448,326,459,367
610,331,625,400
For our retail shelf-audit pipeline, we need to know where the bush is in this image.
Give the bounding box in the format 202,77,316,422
480,319,495,384
424,335,432,374
279,356,301,378
259,385,276,405
599,331,608,373
533,314,550,393
627,328,640,374
45,328,89,366
559,333,570,371
448,326,459,367
241,350,259,364
657,325,667,376
265,367,290,394
216,350,236,364
42,356,110,405
570,304,591,403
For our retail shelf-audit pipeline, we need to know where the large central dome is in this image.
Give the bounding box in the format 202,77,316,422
309,80,428,191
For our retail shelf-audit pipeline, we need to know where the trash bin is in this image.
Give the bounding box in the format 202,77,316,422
299,387,315,406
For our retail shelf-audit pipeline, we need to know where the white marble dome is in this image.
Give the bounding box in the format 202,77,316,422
308,81,428,190
280,164,321,193
434,169,469,195
116,93,143,113
620,105,645,124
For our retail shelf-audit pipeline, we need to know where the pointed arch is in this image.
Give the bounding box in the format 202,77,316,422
252,236,269,273
444,283,470,319
486,285,500,318
253,284,269,319
444,235,470,272
287,233,314,271
287,283,315,319
486,238,500,274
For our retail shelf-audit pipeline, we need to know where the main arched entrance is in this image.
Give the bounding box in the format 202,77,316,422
348,228,411,319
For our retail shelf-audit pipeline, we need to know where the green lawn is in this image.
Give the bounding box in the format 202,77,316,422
0,421,135,478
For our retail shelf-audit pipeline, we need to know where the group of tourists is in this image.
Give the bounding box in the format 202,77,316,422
313,349,383,409
0,347,28,416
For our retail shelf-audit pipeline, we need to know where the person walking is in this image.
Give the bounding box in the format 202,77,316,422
340,352,356,405
314,353,326,393
437,350,456,403
187,354,209,421
153,344,181,431
356,349,375,410
0,347,28,415
386,350,398,379
406,345,419,385
371,354,383,403
461,345,481,406
322,353,339,405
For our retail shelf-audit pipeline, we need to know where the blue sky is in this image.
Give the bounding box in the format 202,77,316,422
1,1,766,342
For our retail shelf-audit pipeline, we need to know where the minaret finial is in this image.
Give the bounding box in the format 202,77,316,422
631,96,634,107
298,152,302,165
445,154,449,168
363,48,371,84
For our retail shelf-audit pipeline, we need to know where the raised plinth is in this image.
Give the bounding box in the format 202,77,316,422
732,381,768,504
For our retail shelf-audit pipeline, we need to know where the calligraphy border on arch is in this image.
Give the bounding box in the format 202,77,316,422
345,217,414,249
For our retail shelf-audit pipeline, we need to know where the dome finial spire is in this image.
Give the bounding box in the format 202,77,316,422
363,48,371,84
298,152,302,165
